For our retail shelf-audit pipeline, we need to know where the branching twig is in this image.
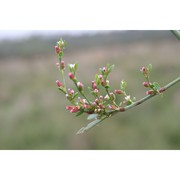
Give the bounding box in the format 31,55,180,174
171,30,180,40
55,32,180,135
76,77,180,134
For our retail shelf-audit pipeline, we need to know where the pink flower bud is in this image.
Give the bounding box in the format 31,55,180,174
94,89,99,94
99,104,105,109
68,72,75,80
114,89,123,95
70,107,79,113
56,80,63,87
99,96,103,99
92,81,97,90
140,67,146,72
103,67,106,72
66,106,79,113
140,67,148,74
108,105,117,110
146,90,155,95
95,99,99,103
98,75,103,79
68,88,74,95
55,46,61,54
143,82,150,87
101,80,106,86
61,61,65,70
77,82,84,91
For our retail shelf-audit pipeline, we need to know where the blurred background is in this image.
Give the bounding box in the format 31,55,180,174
0,30,179,149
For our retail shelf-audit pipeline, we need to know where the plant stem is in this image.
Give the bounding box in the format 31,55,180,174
116,76,180,112
61,70,67,90
171,30,180,40
74,82,92,106
78,76,180,134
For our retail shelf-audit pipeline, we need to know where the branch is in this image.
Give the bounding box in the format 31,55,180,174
171,30,180,40
77,76,180,134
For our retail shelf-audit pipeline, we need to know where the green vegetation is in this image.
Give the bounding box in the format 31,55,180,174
0,31,179,149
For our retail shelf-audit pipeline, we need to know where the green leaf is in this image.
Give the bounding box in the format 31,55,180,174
87,114,98,120
153,82,161,91
95,74,100,85
147,64,152,72
99,68,104,75
121,80,127,90
74,64,78,75
73,92,79,99
108,64,115,73
58,87,66,94
76,119,101,134
76,109,84,117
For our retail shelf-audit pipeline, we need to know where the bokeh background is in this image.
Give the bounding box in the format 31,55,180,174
0,30,179,149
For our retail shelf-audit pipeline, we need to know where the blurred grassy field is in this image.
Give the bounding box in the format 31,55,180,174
0,31,180,149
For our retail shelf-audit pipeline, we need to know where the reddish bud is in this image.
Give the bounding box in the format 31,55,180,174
103,67,106,72
68,72,75,80
55,46,61,54
101,80,106,86
98,74,103,79
56,80,63,87
146,90,155,95
143,82,150,87
66,106,79,113
94,89,99,94
114,89,123,95
92,81,97,90
77,82,84,91
68,88,74,95
99,104,105,109
99,96,103,100
140,67,148,74
61,61,65,70
108,105,117,110
95,99,99,103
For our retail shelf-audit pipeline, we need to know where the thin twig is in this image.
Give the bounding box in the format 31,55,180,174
77,77,180,134
171,30,180,40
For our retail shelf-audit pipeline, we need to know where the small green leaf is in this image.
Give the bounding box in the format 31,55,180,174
76,119,101,134
153,82,161,91
121,80,127,90
95,74,100,85
58,87,66,94
108,64,115,73
99,68,104,75
76,109,84,117
73,92,79,99
87,114,98,120
74,64,78,74
147,64,152,72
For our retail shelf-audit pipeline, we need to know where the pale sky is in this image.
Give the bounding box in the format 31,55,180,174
0,30,105,40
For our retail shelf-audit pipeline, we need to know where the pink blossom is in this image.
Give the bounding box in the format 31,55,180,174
103,67,106,72
77,82,84,91
143,82,150,87
56,80,63,87
114,89,123,95
68,72,75,80
146,90,154,95
92,81,97,90
61,61,65,70
55,46,61,54
98,74,103,79
66,106,79,113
